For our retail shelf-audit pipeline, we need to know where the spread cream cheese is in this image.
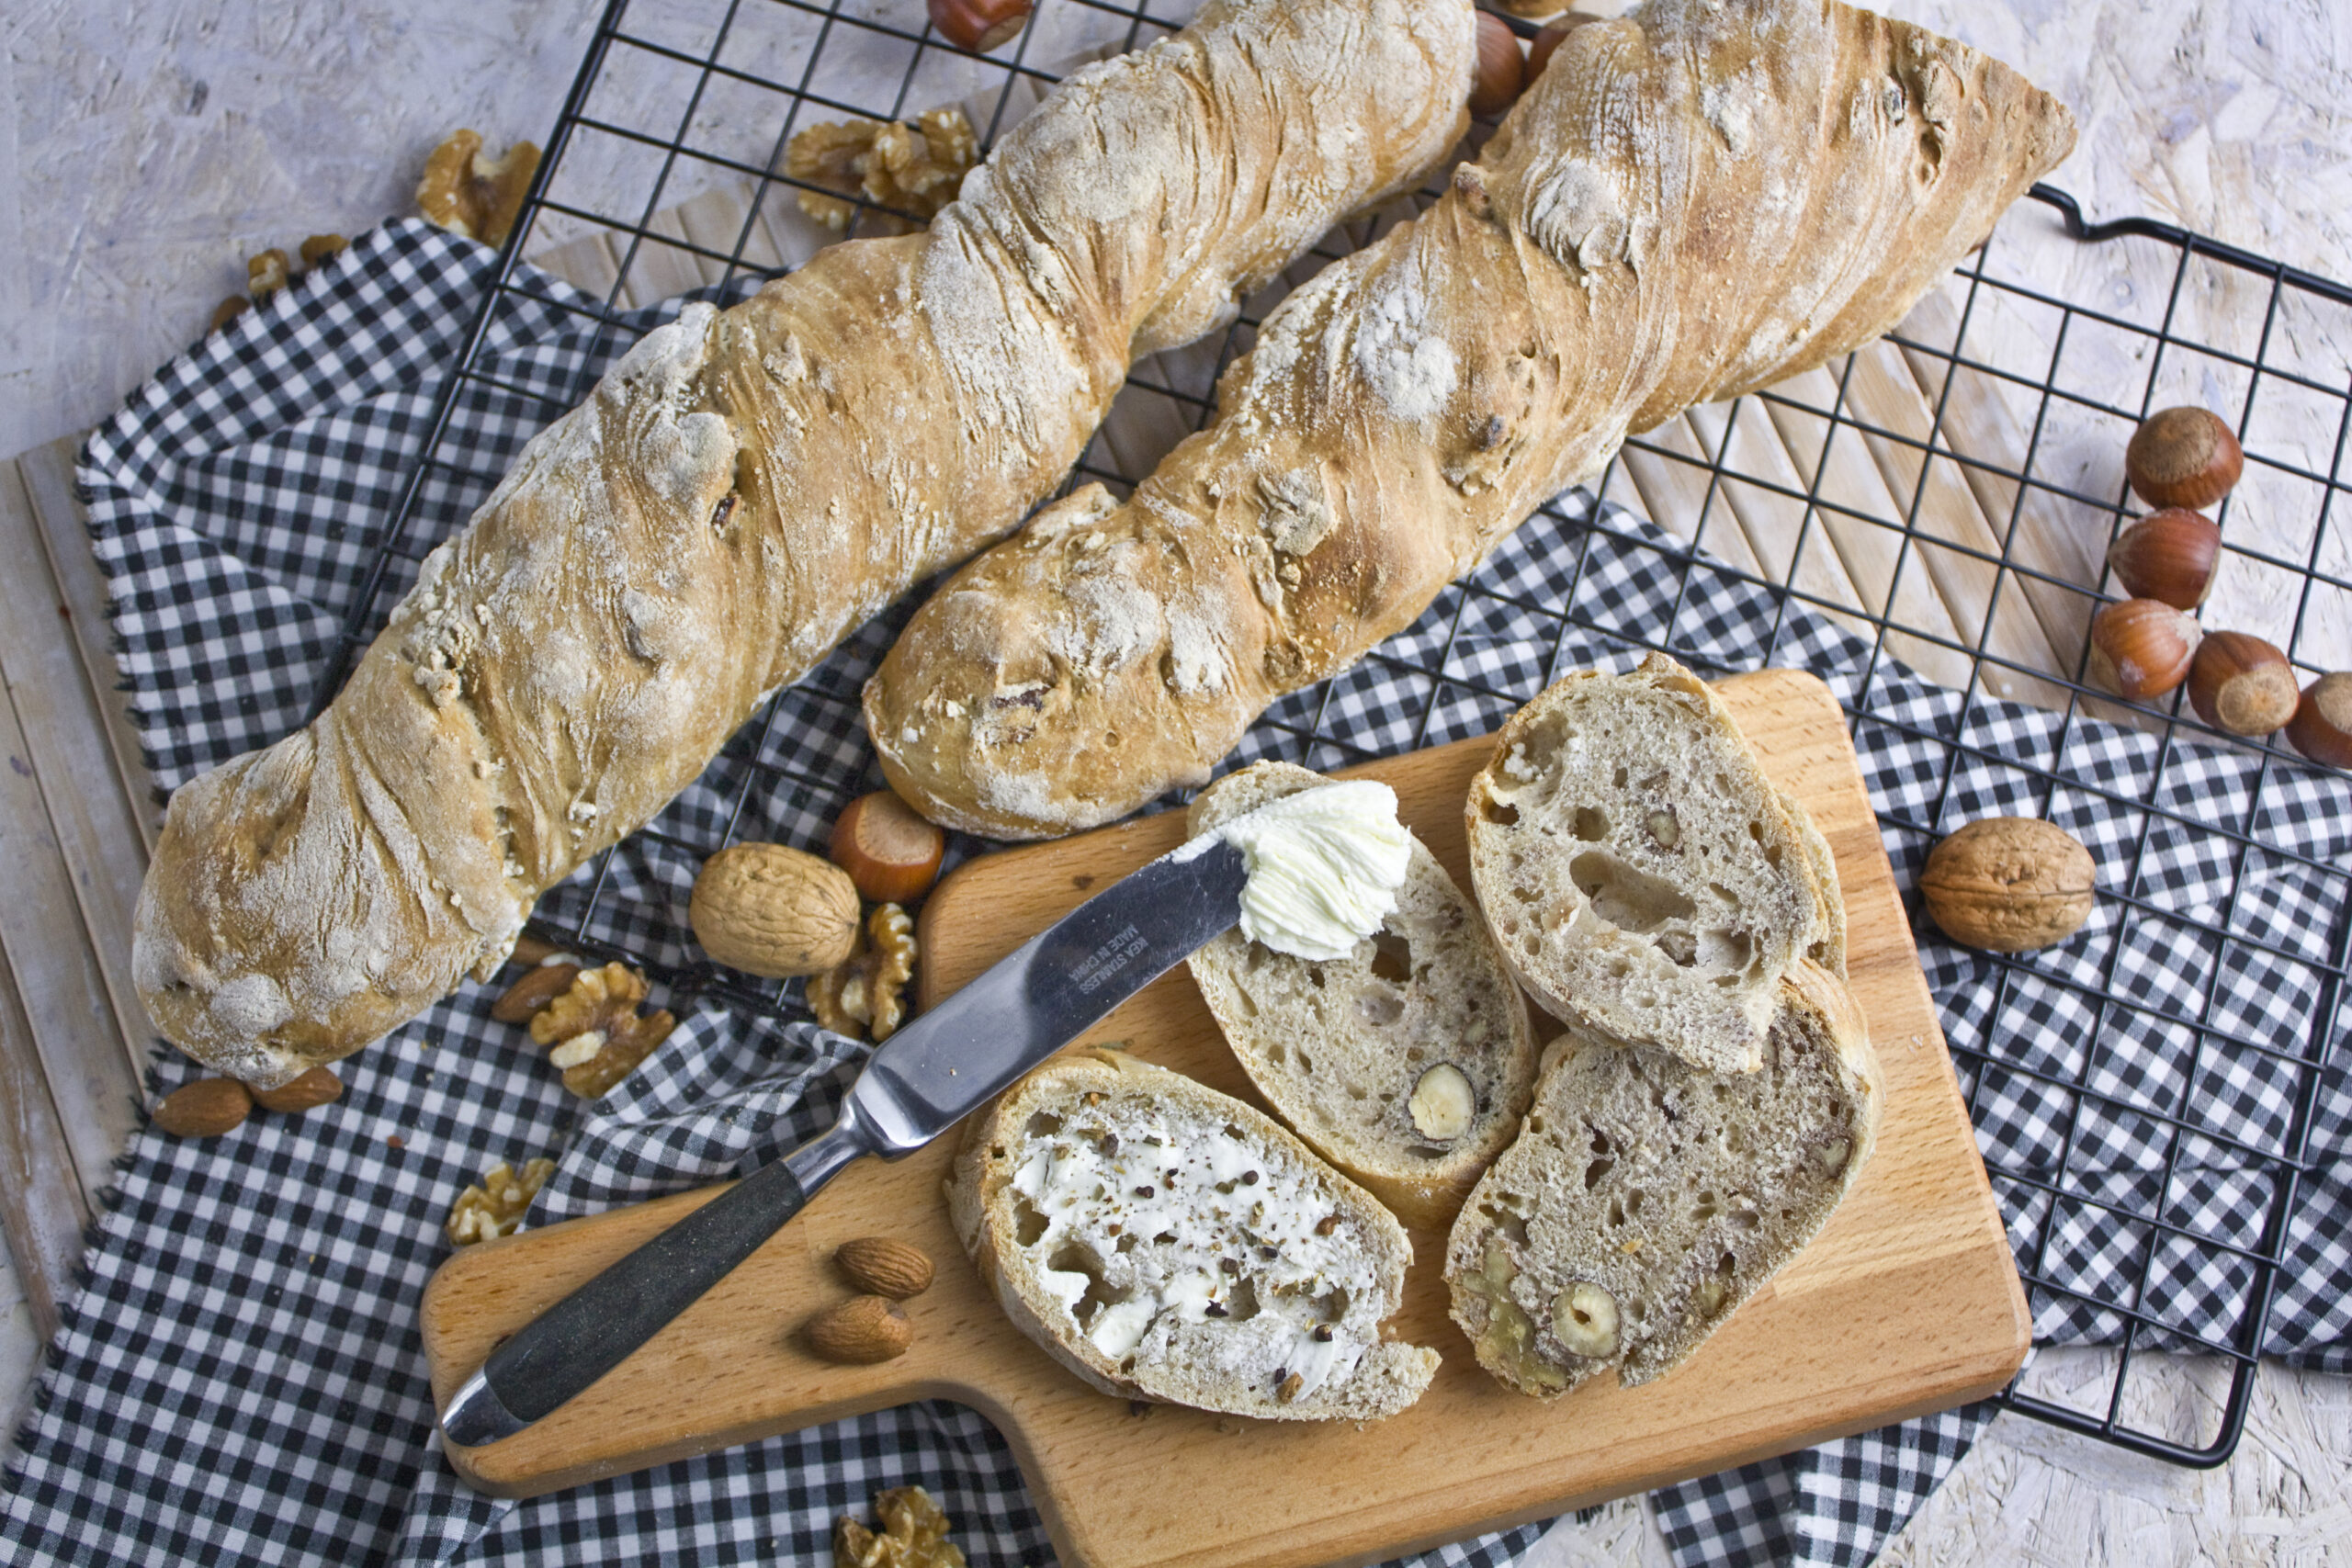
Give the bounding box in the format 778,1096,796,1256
1213,779,1411,962
1007,1102,1379,1399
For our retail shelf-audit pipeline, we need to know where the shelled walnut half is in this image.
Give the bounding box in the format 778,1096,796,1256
528,961,677,1097
417,129,541,247
446,1157,557,1247
786,107,978,234
809,904,917,1042
834,1485,966,1568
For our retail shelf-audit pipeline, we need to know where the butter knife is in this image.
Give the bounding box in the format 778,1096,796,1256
441,833,1250,1449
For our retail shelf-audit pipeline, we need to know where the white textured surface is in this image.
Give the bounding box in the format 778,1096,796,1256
3,0,2346,1557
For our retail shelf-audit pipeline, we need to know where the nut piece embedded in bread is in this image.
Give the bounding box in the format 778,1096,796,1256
948,1050,1439,1422
1187,761,1537,1228
1464,655,1835,1075
1445,961,1880,1397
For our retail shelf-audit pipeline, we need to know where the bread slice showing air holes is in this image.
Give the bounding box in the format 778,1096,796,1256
948,1048,1440,1421
1186,761,1537,1229
1464,653,1837,1074
1443,961,1879,1397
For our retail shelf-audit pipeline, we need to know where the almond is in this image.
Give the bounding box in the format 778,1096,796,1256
805,1294,913,1364
492,962,582,1023
153,1077,254,1138
835,1236,935,1299
252,1066,343,1114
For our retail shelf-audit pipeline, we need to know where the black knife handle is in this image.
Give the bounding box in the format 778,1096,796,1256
442,1114,869,1447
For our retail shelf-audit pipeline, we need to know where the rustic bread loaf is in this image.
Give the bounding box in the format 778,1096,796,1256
947,1049,1440,1421
1185,761,1536,1228
1445,960,1879,1397
1464,654,1834,1074
864,0,2075,840
130,0,1480,1087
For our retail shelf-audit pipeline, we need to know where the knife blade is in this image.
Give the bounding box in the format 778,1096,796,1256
441,832,1251,1449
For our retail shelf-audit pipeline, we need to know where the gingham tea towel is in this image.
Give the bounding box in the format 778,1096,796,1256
1,220,2343,1568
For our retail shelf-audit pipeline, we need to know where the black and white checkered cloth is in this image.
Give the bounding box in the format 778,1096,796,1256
2,220,2344,1566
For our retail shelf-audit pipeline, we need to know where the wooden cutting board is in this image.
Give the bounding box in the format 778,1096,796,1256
422,668,2028,1564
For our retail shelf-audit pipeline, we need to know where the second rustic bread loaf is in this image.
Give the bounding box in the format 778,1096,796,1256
1445,960,1880,1397
948,1049,1440,1420
864,0,2075,840
1464,654,1835,1075
1186,761,1536,1228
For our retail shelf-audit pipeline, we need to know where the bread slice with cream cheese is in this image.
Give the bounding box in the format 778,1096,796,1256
948,1048,1439,1420
1444,961,1879,1397
1187,761,1537,1228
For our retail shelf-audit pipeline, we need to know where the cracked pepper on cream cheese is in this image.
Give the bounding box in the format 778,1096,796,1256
1007,1103,1383,1399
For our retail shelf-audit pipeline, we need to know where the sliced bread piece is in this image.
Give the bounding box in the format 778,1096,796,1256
1464,653,1830,1073
1444,961,1880,1397
948,1049,1440,1421
1777,782,1848,979
1186,761,1538,1229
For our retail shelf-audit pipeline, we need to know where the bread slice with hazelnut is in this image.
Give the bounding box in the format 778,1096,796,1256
1445,961,1880,1397
1464,654,1837,1075
1184,761,1537,1229
948,1049,1440,1422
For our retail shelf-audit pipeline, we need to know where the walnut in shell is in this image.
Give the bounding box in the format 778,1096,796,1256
529,962,677,1097
1920,818,2096,953
691,842,861,977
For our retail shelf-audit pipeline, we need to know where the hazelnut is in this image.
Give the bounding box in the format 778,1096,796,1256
2287,673,2352,770
1527,14,1600,81
209,296,250,332
2125,407,2243,511
2107,509,2221,610
1920,818,2096,953
299,233,349,266
1492,0,1569,18
1551,1280,1620,1359
1407,1063,1476,1143
2188,632,2298,738
830,790,946,904
929,0,1031,54
2087,598,2199,702
1470,12,1526,118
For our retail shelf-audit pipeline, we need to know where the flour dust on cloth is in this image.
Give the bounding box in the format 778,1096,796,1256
5,223,2346,1568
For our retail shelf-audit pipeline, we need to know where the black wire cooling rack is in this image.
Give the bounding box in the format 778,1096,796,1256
323,0,2352,1471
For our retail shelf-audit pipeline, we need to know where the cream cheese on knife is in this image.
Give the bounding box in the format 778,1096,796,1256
1207,779,1411,961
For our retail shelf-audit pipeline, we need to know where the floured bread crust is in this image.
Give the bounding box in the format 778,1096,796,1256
865,0,2076,840
132,0,1479,1085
